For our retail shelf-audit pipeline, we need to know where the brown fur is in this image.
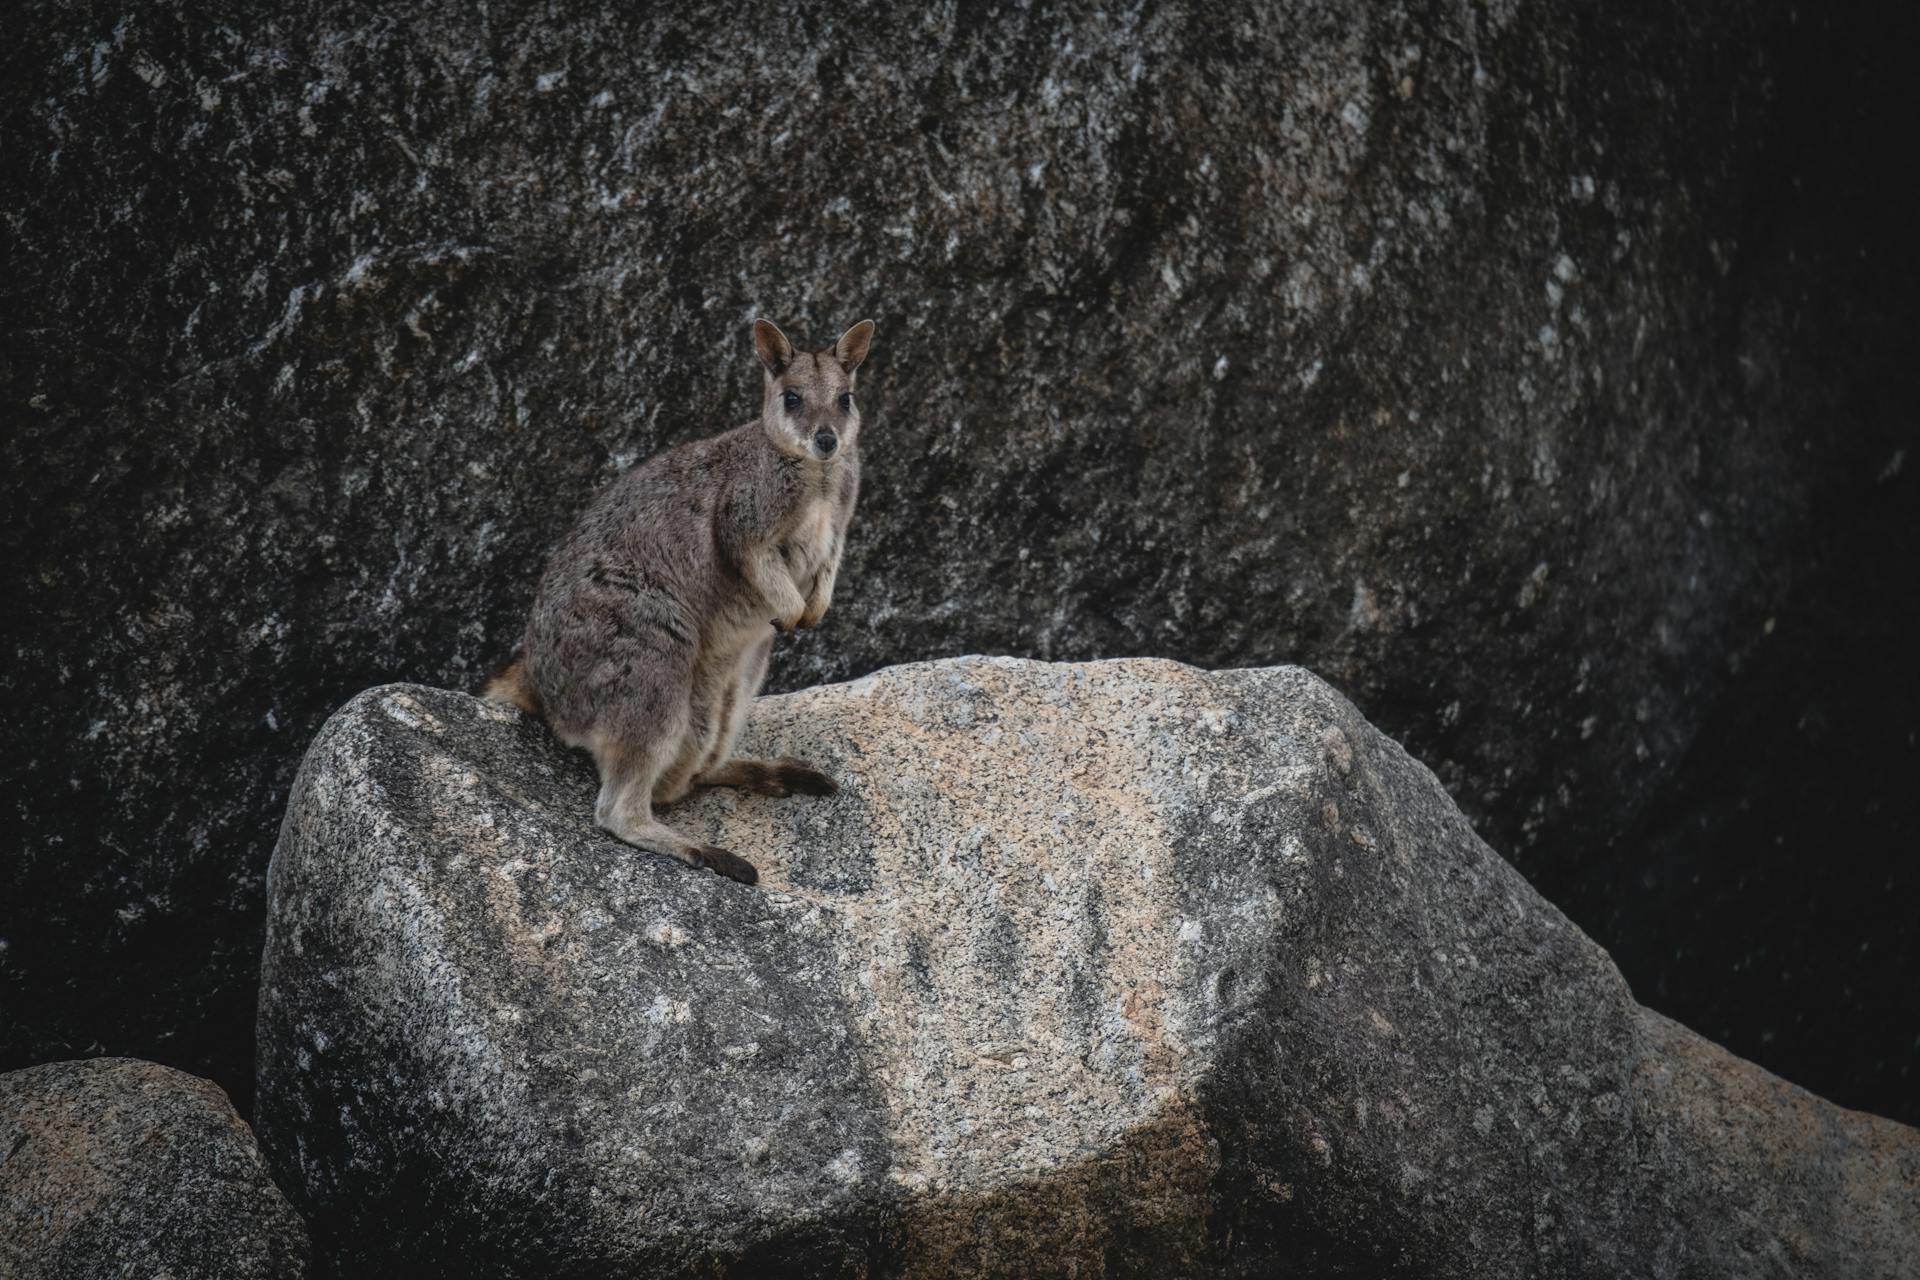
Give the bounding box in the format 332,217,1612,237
483,319,873,885
481,658,540,715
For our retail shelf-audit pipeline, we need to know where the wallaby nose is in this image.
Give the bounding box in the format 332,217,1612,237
813,430,838,457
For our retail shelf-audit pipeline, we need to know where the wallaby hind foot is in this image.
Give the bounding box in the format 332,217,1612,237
685,842,759,885
592,741,760,885
699,756,838,798
599,809,759,886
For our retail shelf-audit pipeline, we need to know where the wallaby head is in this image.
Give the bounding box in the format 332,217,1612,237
752,318,875,463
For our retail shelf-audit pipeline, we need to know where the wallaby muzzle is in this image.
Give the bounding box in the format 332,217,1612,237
813,430,839,458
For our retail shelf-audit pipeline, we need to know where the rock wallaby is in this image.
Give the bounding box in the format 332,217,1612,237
484,318,874,886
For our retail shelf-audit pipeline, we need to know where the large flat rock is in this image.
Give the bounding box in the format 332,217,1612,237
256,660,1918,1276
0,1057,310,1279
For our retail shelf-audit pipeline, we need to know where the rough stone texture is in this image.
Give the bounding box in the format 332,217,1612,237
257,662,1919,1278
4,0,1915,1124
0,1057,311,1279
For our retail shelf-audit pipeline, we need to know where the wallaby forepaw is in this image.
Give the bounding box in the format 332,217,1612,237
691,845,759,885
772,758,838,797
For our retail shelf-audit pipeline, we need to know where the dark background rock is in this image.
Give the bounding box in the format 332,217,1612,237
2,0,1914,1126
256,665,1919,1277
0,1057,311,1279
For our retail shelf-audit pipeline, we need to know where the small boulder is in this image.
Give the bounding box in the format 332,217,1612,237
256,660,1918,1276
0,1057,310,1279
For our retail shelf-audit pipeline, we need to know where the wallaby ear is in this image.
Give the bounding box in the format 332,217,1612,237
753,319,793,374
834,319,875,373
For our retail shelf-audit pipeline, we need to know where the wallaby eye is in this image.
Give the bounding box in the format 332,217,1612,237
838,392,853,412
782,390,801,411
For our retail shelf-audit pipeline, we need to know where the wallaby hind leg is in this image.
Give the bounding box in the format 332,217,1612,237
699,757,838,798
590,737,758,885
692,632,834,798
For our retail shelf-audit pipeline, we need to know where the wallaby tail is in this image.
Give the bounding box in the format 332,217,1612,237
481,655,542,717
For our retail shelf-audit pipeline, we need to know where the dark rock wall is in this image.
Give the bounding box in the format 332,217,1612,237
3,0,1913,1121
1571,13,1920,1121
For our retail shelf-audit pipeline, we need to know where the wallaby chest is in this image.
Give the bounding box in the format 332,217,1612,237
783,494,839,574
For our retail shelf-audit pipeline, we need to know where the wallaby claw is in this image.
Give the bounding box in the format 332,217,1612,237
772,759,837,796
691,845,759,885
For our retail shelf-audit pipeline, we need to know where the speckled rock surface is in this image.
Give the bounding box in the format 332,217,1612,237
0,1057,310,1279
256,661,1919,1277
5,1,1914,1125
